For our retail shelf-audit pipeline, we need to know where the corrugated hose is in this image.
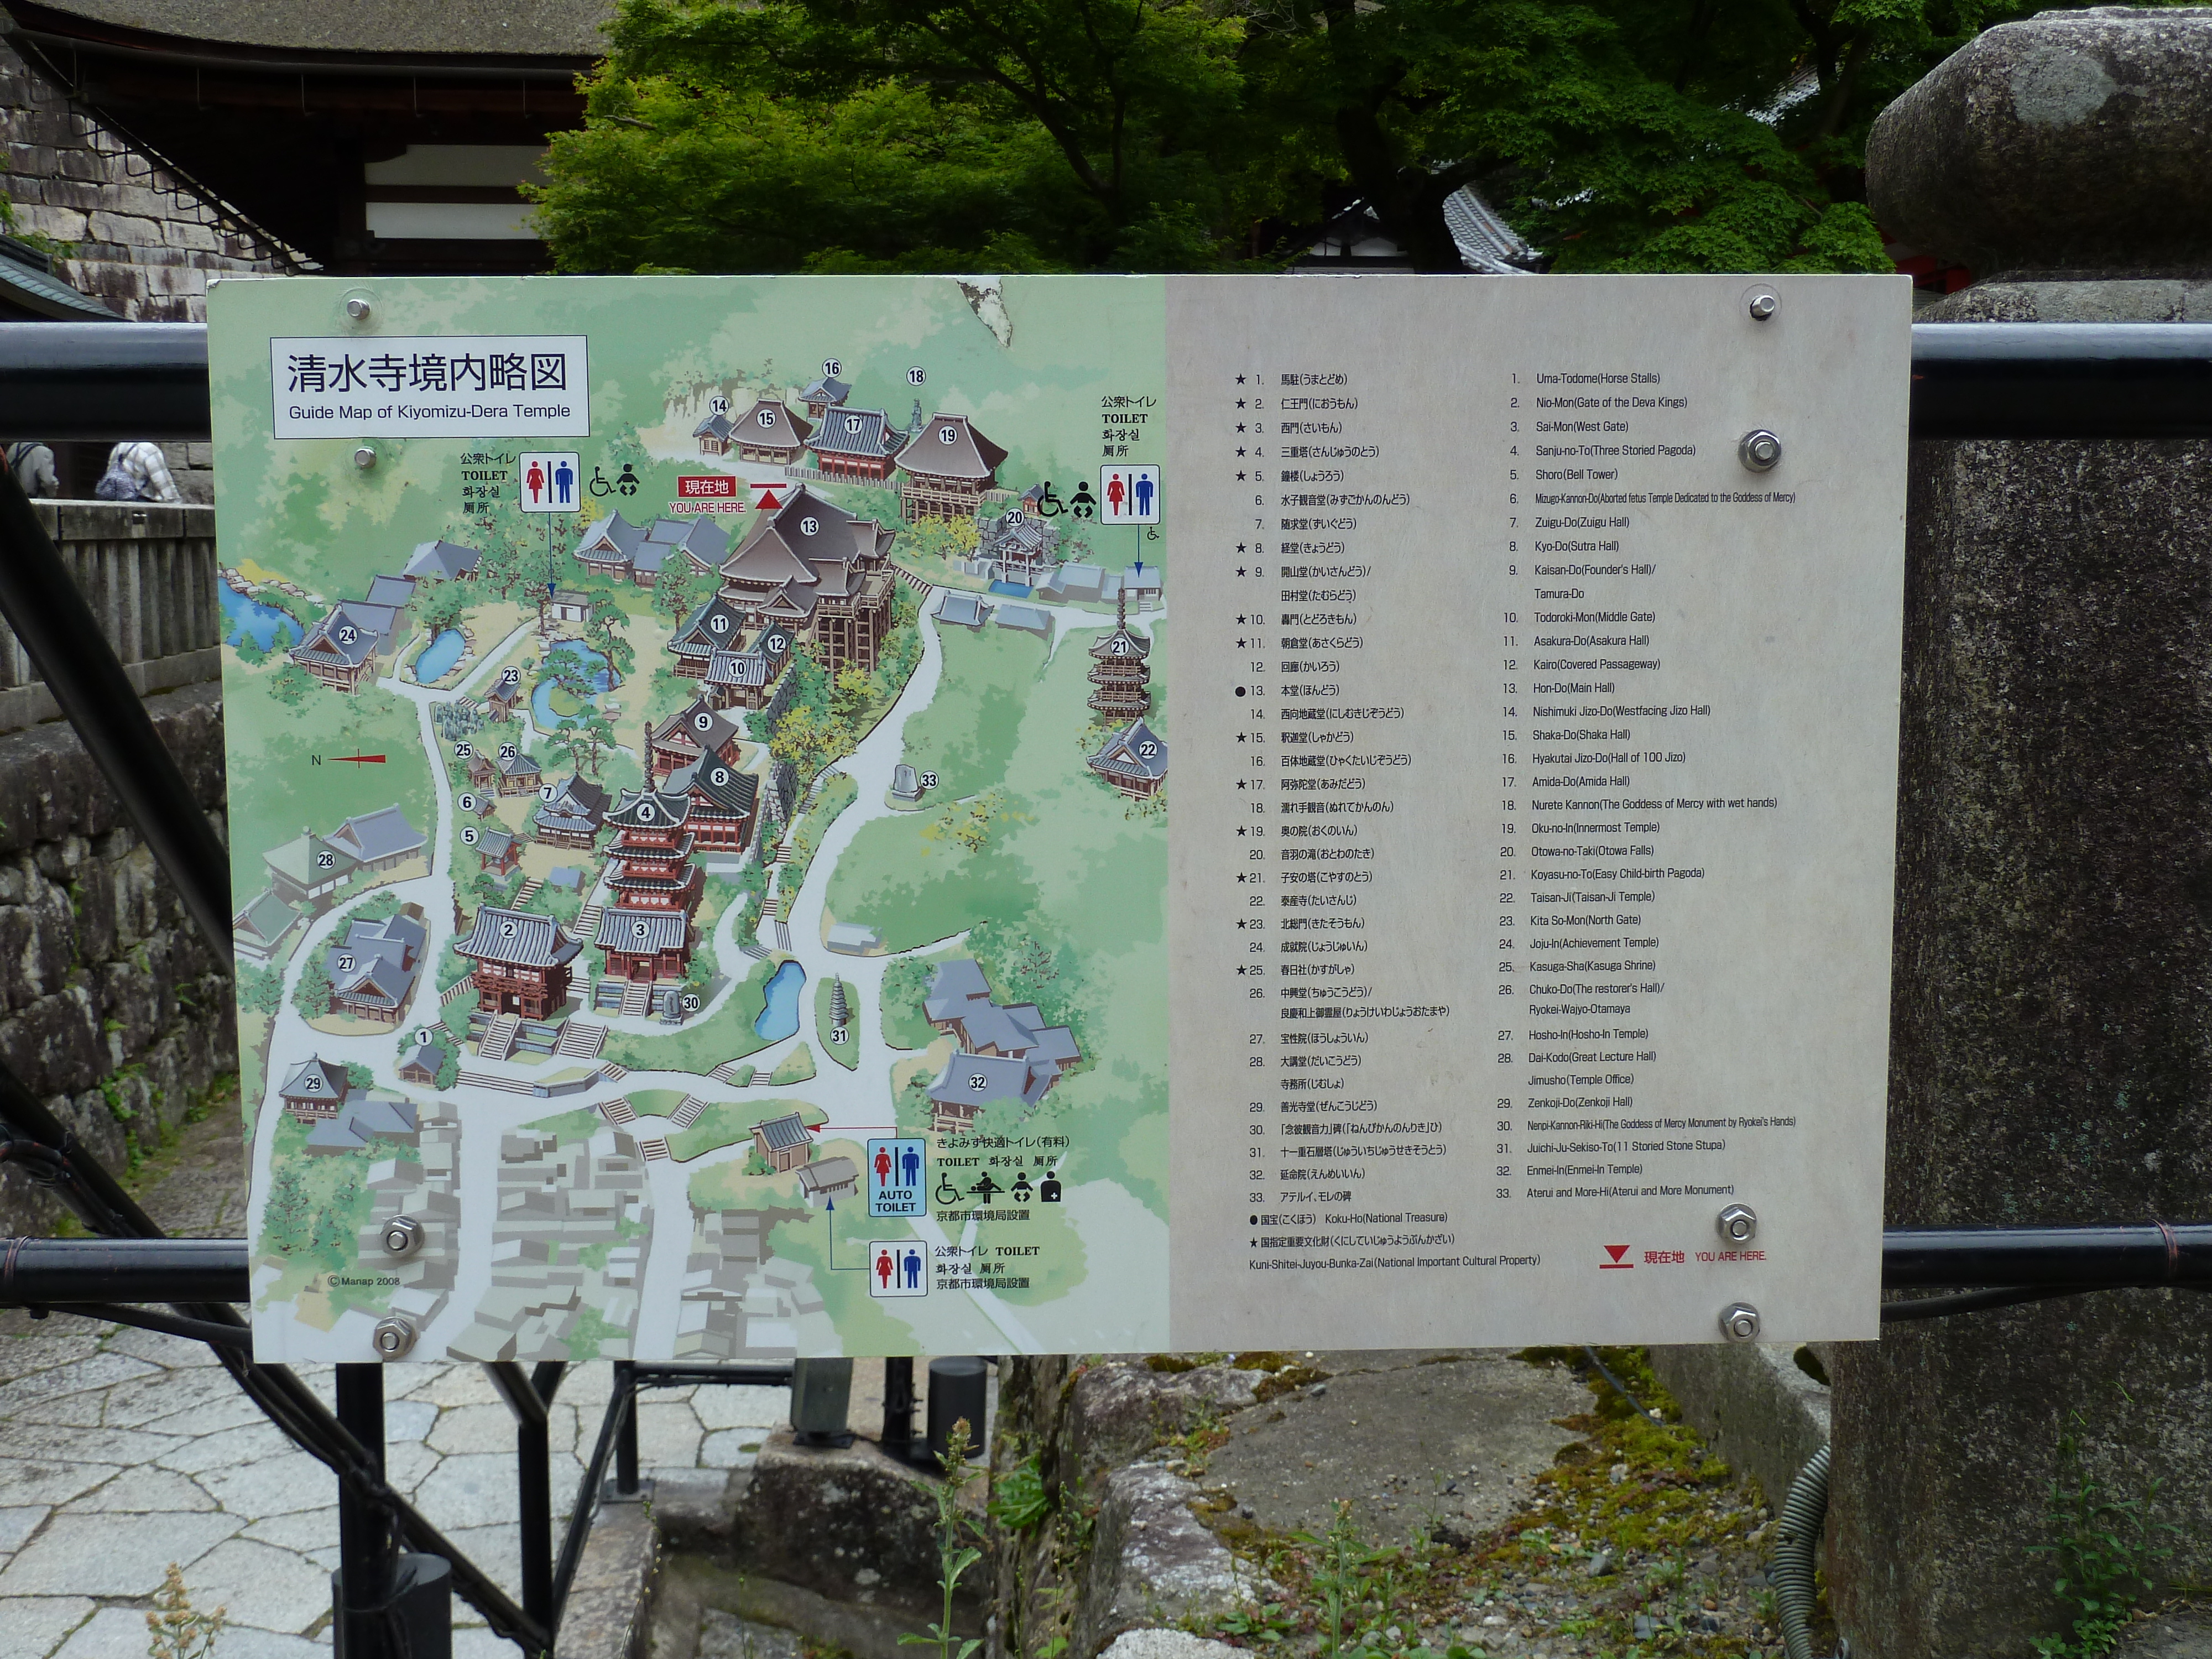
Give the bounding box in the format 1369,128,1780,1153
1772,1441,1832,1659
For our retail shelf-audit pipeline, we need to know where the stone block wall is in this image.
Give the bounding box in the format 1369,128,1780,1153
0,38,285,502
0,681,235,1237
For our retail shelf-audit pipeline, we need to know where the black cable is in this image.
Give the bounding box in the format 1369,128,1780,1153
1582,1344,1665,1422
30,1302,251,1349
1880,1285,2098,1322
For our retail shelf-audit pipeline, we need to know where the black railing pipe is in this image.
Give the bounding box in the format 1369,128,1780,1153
335,1364,397,1659
1908,321,2212,438
613,1359,640,1495
0,1235,246,1303
486,1361,556,1635
0,321,211,441
5,321,2212,448
1881,1223,2212,1289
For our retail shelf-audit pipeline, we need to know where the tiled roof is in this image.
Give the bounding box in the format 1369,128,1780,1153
754,1112,812,1152
739,399,812,448
404,539,481,580
331,805,424,863
670,757,758,815
232,887,299,944
808,405,899,459
936,591,988,627
455,906,580,968
279,1055,349,1102
594,907,690,952
607,787,695,829
1089,718,1168,781
896,413,1007,483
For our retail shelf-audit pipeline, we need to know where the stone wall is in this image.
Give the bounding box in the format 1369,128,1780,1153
0,681,235,1237
0,37,286,501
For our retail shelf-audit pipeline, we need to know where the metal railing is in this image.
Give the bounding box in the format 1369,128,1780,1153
1,316,2210,1658
0,500,223,735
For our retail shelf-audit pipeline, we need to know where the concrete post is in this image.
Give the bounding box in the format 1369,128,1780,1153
1837,12,2212,1657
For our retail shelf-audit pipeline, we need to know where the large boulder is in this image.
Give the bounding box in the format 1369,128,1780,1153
1867,7,2212,274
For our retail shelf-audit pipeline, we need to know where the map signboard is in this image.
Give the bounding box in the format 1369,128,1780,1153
211,273,1907,1363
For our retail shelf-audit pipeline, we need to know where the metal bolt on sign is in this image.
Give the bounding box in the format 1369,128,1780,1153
372,1315,417,1358
1746,289,1780,322
1719,1302,1763,1342
353,444,377,471
1718,1203,1759,1245
345,296,373,322
381,1216,423,1258
1708,1310,1761,1345
1738,429,1783,471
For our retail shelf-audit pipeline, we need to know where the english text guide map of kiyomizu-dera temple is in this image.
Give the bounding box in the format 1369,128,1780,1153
210,274,1909,1364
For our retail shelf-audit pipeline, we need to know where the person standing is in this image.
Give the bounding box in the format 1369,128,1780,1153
5,440,58,498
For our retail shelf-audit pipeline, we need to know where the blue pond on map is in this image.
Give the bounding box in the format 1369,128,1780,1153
532,638,613,727
220,585,296,650
413,628,466,682
754,959,805,1041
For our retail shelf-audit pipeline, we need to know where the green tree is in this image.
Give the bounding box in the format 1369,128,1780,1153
536,0,2169,278
295,951,335,1020
420,581,469,634
654,554,713,625
269,662,314,705
239,964,286,1016
768,702,849,780
586,594,635,681
551,711,618,779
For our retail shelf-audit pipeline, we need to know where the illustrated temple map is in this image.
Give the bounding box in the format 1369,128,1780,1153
213,274,1909,1361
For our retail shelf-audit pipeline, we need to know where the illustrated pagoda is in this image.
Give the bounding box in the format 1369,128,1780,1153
594,788,704,983
1086,589,1152,718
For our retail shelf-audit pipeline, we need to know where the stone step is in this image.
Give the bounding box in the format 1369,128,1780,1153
477,1013,521,1062
709,1061,748,1086
621,979,653,1016
597,1061,630,1083
670,1095,708,1129
456,1067,531,1095
559,1020,608,1058
599,1097,637,1125
639,1137,670,1161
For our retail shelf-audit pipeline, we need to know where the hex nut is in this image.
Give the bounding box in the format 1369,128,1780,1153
1719,1302,1762,1343
1738,429,1783,472
381,1215,423,1258
1717,1203,1759,1245
371,1316,416,1359
353,445,378,471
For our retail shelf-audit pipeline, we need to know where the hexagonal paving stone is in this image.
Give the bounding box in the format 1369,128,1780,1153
0,1508,240,1595
182,1537,336,1634
62,1466,215,1514
0,1597,94,1659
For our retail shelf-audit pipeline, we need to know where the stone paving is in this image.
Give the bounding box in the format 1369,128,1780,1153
0,1107,792,1658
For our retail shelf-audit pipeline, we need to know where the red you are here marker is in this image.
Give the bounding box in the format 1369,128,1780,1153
1600,1244,1634,1269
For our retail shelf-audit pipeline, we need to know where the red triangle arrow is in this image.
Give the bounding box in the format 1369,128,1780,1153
1604,1244,1631,1262
753,484,784,511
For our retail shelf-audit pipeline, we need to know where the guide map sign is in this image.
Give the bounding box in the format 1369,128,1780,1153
211,273,1908,1363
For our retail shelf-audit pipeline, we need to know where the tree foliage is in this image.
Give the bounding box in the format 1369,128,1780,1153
533,0,2164,277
